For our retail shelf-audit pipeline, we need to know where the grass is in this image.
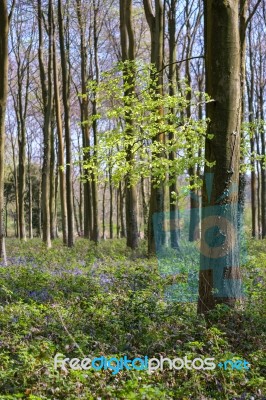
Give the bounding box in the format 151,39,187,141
0,237,265,399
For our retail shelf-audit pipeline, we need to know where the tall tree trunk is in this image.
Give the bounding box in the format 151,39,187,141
246,22,257,238
54,154,59,238
119,0,139,249
102,181,107,239
38,0,52,248
27,141,33,239
0,0,9,263
50,109,56,240
58,0,74,247
52,4,67,244
198,0,242,314
75,0,92,240
73,182,80,235
10,129,19,238
38,162,42,238
238,0,248,229
143,0,164,255
259,56,266,238
89,0,100,244
18,106,26,241
168,0,180,249
119,181,126,238
116,188,120,238
255,128,261,237
140,176,148,238
109,164,113,239
5,197,8,237
77,130,83,235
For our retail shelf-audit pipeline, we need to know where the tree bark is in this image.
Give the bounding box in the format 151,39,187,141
10,128,19,238
52,4,68,244
198,0,242,314
141,176,148,238
38,0,52,248
258,54,266,238
0,0,9,263
102,180,107,239
168,0,180,249
246,22,258,238
58,0,74,247
143,0,164,255
120,0,139,249
119,181,126,238
109,164,113,239
50,108,56,240
27,140,33,239
75,0,93,240
91,0,100,244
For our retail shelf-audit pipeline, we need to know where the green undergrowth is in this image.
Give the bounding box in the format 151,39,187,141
0,238,265,399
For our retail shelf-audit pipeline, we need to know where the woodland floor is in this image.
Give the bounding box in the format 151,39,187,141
0,238,265,399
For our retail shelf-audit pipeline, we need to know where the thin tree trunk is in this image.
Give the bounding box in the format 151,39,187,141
91,98,99,243
18,113,26,241
10,130,19,238
116,188,120,238
52,3,67,244
120,0,139,249
119,181,126,238
238,0,248,229
54,154,59,238
75,0,92,240
50,109,56,240
77,129,83,235
140,176,148,238
0,0,9,264
102,181,107,239
259,61,266,238
247,22,257,238
168,0,180,249
255,129,261,238
58,0,74,247
38,163,42,238
27,142,33,239
5,198,8,238
89,0,100,244
109,165,113,239
73,182,80,235
38,0,52,248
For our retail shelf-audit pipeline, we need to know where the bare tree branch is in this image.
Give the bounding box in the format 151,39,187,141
246,0,262,28
8,0,15,24
159,55,204,73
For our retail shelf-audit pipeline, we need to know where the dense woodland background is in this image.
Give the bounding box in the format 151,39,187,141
0,0,266,398
1,0,265,247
